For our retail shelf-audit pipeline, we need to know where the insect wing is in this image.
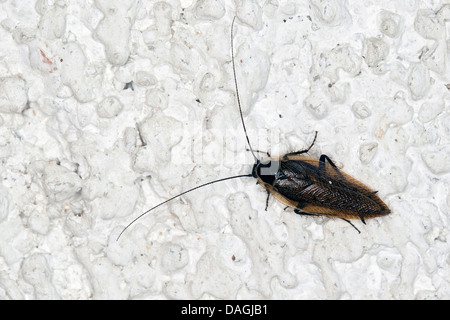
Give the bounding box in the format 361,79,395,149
284,154,377,196
275,156,390,219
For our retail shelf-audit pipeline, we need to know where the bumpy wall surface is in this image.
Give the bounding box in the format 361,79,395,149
0,0,449,299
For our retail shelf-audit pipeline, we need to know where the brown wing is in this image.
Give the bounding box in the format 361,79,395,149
261,154,390,220
285,154,380,195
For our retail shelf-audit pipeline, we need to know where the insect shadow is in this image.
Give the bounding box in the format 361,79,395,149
116,17,390,241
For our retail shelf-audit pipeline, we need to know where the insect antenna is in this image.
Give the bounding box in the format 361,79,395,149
231,16,258,162
116,174,252,241
117,17,258,241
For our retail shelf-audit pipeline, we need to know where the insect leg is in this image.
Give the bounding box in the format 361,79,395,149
341,218,361,234
319,154,338,170
295,211,362,234
294,209,317,216
318,154,347,181
265,190,270,211
284,131,318,157
247,148,271,157
294,201,316,216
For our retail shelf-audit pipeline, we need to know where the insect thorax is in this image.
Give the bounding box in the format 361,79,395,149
252,159,280,185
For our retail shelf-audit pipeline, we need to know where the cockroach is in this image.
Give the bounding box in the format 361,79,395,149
116,17,390,241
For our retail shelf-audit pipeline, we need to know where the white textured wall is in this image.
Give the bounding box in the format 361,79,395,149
0,0,449,299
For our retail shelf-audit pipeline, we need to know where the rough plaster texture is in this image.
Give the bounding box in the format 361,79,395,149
0,0,449,299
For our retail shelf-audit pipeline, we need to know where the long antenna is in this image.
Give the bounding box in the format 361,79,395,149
117,18,257,241
231,16,258,162
116,174,252,241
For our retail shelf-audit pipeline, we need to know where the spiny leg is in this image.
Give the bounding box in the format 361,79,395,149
247,148,271,158
319,154,337,170
295,208,362,234
294,209,317,216
318,154,346,180
359,216,366,225
265,190,270,211
284,131,318,157
341,218,361,234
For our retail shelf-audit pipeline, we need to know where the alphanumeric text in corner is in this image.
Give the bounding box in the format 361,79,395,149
181,304,267,317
